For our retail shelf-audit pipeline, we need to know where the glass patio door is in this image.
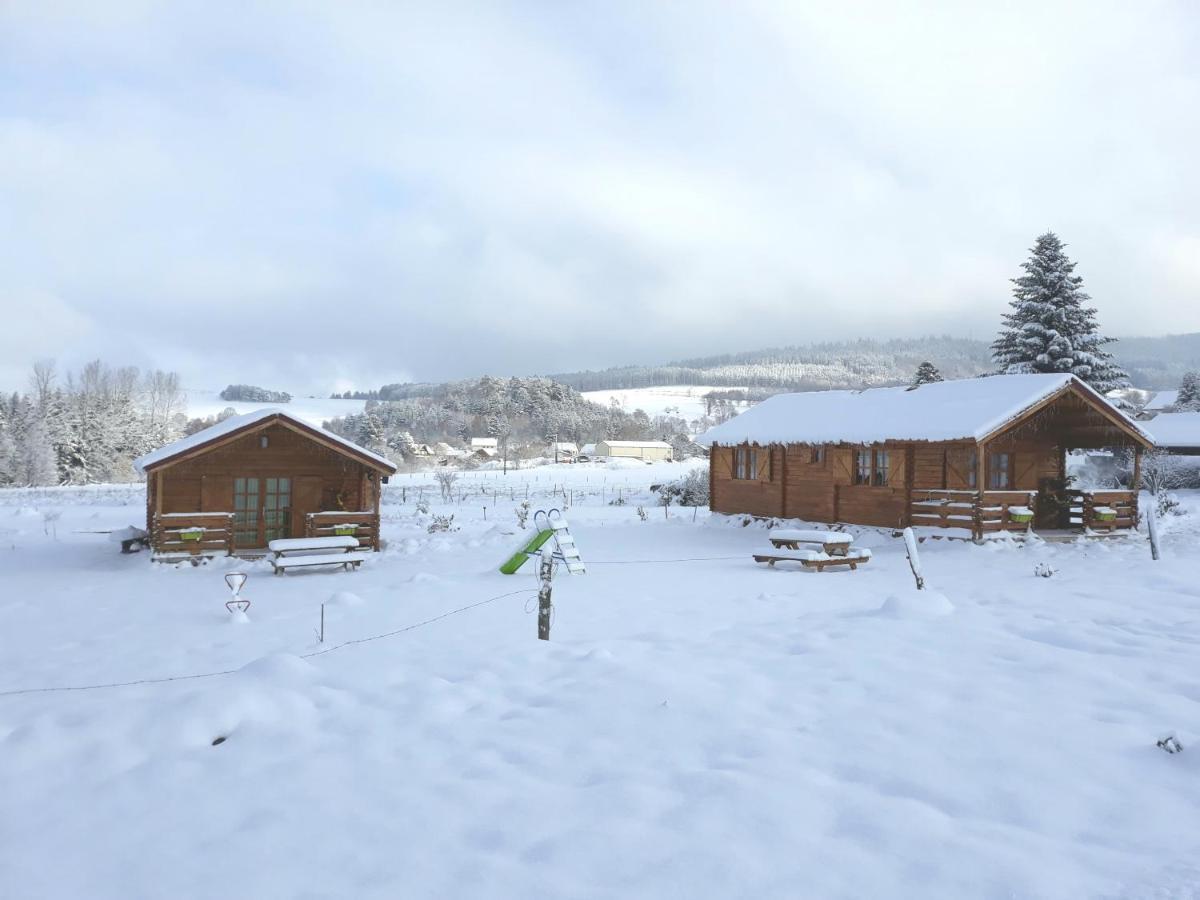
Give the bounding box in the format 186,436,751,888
233,477,291,548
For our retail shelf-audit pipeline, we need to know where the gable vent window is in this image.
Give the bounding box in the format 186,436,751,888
260,436,270,449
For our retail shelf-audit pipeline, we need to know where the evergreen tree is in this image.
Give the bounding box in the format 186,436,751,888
1174,372,1200,411
991,232,1127,391
911,361,944,387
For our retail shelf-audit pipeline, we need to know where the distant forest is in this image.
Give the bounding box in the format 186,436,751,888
544,334,1200,392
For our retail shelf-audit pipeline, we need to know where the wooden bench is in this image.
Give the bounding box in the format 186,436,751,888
753,548,872,571
767,529,853,556
268,536,368,575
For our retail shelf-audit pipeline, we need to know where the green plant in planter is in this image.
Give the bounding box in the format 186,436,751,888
334,525,357,536
1093,508,1117,522
180,528,204,542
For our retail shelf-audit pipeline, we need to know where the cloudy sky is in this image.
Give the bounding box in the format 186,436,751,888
2,1,1198,394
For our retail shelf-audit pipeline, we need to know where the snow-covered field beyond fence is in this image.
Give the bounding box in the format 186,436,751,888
2,467,1200,899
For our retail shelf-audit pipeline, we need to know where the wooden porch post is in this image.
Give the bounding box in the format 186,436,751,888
708,443,717,511
780,443,789,518
975,441,987,540
1132,445,1143,490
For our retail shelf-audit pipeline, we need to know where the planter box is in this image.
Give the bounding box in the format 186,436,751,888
1007,506,1034,525
333,525,358,537
180,529,205,542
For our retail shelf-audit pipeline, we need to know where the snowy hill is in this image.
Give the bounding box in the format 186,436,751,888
552,333,1200,393
183,389,366,427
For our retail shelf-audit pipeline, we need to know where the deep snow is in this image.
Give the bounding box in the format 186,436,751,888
2,467,1200,899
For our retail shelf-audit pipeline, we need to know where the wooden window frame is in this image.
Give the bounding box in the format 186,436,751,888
988,452,1011,489
810,444,825,464
873,449,890,487
734,446,758,480
734,445,772,481
967,448,978,489
854,447,890,487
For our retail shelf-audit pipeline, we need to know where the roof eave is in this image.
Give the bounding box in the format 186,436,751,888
139,412,398,475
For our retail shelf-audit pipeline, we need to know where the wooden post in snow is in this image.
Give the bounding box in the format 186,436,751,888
903,526,925,590
537,547,554,641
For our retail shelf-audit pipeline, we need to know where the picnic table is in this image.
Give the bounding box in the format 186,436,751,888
753,547,872,572
767,529,853,556
108,526,150,553
268,536,367,575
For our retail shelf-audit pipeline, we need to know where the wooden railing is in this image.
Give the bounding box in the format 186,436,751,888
909,489,978,532
305,510,380,551
1066,489,1138,532
152,512,235,558
978,490,1037,536
910,489,1035,539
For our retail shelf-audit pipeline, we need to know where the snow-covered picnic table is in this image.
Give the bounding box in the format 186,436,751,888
268,535,367,575
107,525,150,553
768,529,853,555
753,547,872,571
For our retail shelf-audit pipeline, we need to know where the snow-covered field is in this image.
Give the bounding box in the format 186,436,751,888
3,467,1200,899
582,384,748,420
183,389,367,427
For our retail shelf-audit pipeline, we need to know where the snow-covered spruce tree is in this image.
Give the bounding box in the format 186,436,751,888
911,361,943,387
991,232,1127,391
1174,372,1200,411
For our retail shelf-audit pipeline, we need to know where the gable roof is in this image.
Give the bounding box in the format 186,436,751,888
134,408,397,475
699,374,1152,448
1146,411,1200,450
1145,389,1179,411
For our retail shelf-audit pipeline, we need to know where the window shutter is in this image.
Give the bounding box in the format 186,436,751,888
1014,454,1037,489
945,448,968,488
832,448,854,483
889,449,906,487
757,448,771,480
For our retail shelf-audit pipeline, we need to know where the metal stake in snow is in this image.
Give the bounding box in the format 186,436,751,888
902,527,925,590
224,572,250,614
1146,503,1161,562
537,546,554,641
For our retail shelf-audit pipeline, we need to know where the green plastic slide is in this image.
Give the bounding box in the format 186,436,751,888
499,528,555,574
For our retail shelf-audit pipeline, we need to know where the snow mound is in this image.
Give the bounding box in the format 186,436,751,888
874,588,954,618
328,591,364,607
238,653,318,683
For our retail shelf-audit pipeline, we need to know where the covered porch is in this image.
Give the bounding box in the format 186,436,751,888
909,385,1149,541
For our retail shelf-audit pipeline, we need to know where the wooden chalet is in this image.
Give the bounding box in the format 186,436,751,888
134,409,397,559
701,374,1154,539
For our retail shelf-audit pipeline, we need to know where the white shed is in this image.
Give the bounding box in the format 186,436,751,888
596,440,674,462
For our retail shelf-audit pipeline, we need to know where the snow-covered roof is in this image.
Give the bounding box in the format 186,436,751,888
599,440,674,448
1145,390,1179,411
698,374,1151,447
1146,411,1200,449
552,442,579,452
134,408,396,474
470,437,498,448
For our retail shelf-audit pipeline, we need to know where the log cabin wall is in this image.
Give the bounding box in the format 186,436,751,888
782,444,836,521
709,445,785,518
154,423,373,539
828,444,911,529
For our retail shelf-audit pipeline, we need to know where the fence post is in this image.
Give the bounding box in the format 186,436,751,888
902,526,925,590
537,547,554,641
